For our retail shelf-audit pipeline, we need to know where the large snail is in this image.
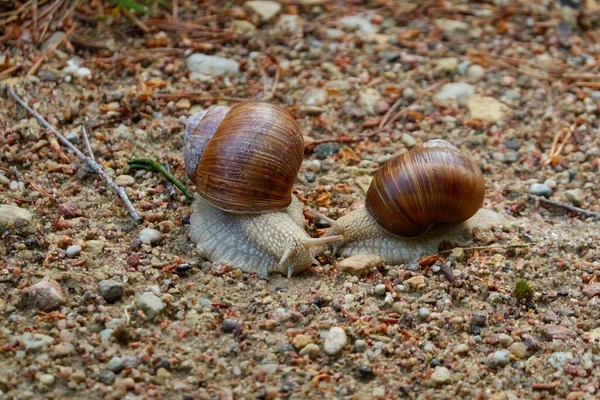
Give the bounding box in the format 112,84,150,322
184,101,340,279
323,140,506,264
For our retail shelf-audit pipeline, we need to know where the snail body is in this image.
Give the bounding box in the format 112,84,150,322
325,140,503,264
184,101,339,278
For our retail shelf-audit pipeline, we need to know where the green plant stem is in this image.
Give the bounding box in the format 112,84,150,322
128,158,194,201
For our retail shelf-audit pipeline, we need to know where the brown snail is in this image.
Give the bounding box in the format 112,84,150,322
184,101,341,278
323,140,504,264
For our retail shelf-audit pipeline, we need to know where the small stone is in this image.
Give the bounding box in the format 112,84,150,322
457,60,471,75
358,88,382,115
467,64,485,80
504,138,521,150
402,87,417,101
98,279,125,303
455,343,469,354
98,369,116,385
435,82,474,103
75,67,91,78
41,31,65,51
65,245,82,258
435,57,459,73
467,95,510,123
108,356,124,372
114,377,135,391
156,367,171,382
21,333,54,352
583,284,600,298
401,133,417,148
58,202,82,218
354,339,368,352
139,228,162,245
292,334,313,350
490,349,510,368
276,14,303,34
339,16,376,33
86,240,105,256
564,189,584,206
313,142,340,159
529,183,552,198
383,51,400,62
176,98,191,110
324,326,347,356
303,88,328,106
591,91,600,101
404,275,426,288
431,366,451,384
374,284,387,296
52,342,75,358
39,374,55,386
136,292,166,320
548,351,573,368
22,278,66,312
435,18,469,34
230,20,257,35
244,1,282,22
472,311,487,326
339,254,383,276
0,205,33,235
222,318,240,333
498,333,514,348
115,175,135,187
508,342,527,359
419,308,431,318
299,343,320,359
65,131,80,144
186,54,240,76
543,325,576,341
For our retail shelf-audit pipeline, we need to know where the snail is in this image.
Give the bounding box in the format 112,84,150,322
322,140,506,264
184,101,341,279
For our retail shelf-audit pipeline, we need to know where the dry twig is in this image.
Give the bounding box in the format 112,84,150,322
6,86,143,224
81,125,95,160
543,124,574,167
528,194,599,220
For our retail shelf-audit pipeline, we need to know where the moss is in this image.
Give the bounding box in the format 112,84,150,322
513,279,534,302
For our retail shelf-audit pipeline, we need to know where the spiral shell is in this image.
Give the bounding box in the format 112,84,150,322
184,101,304,214
365,139,485,237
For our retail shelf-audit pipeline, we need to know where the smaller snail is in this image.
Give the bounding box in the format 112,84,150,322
184,101,341,278
323,140,506,264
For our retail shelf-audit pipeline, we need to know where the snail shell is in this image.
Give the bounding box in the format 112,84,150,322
183,101,304,214
365,139,485,237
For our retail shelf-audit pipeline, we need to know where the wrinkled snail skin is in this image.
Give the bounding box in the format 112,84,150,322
324,140,496,264
184,101,340,278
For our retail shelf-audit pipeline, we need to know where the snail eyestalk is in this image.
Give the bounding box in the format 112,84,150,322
128,158,194,201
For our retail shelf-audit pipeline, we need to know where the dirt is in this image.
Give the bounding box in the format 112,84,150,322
1,1,600,399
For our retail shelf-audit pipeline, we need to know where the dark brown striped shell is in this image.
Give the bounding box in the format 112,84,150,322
366,140,485,237
184,101,304,214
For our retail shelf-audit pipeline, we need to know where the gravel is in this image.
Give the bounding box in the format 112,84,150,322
139,228,162,245
97,279,125,303
135,292,165,320
323,326,347,356
22,278,66,312
529,183,553,198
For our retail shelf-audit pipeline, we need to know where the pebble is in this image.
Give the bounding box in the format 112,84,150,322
457,60,471,75
276,14,303,34
292,334,313,350
66,245,82,258
498,333,514,347
65,131,80,144
41,31,65,51
115,377,135,391
466,64,485,80
354,339,368,352
529,183,552,198
136,292,166,320
339,16,376,33
564,189,584,206
467,95,510,123
591,91,600,101
490,349,510,368
22,278,66,312
548,351,573,368
139,228,162,245
435,82,474,103
435,57,458,73
543,325,576,340
435,19,469,34
508,342,527,359
98,279,125,303
244,1,281,22
504,138,521,150
221,319,239,333
303,88,328,106
401,133,417,148
431,366,451,384
0,204,33,235
20,332,54,351
108,356,124,372
339,254,383,276
230,20,256,35
176,98,190,110
358,88,382,115
419,308,431,319
402,87,417,101
115,174,135,187
39,374,55,386
98,369,116,385
299,343,320,359
186,54,240,76
472,311,487,326
313,142,340,159
52,342,75,358
455,343,469,354
324,326,347,356
404,275,426,288
374,284,387,296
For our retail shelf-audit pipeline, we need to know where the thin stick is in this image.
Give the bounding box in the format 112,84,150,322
81,125,95,160
6,86,143,224
528,194,599,220
172,0,178,21
269,64,280,99
25,25,75,80
437,244,530,255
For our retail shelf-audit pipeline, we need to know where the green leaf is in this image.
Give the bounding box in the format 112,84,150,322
109,0,150,15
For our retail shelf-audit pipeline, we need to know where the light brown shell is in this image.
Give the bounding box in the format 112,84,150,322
188,101,304,214
366,139,485,237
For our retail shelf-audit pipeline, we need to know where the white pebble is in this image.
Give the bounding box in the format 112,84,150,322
374,284,387,296
65,245,82,258
139,228,162,245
